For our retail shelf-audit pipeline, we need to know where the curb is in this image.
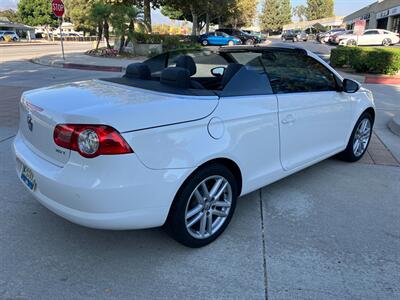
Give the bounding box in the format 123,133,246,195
63,63,123,72
388,115,400,136
365,75,400,85
31,57,125,72
0,42,56,47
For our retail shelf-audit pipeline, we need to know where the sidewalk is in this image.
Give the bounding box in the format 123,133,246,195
32,52,145,72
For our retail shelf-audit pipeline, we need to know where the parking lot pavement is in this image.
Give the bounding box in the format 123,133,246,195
262,160,400,299
0,138,265,299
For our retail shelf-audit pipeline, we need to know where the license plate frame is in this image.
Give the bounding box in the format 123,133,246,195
21,164,36,191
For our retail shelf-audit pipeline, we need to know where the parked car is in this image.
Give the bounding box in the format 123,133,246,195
216,28,261,45
339,29,400,46
242,30,267,42
329,30,353,44
0,31,20,41
14,45,375,248
67,32,83,37
281,30,308,42
318,28,346,43
198,32,241,46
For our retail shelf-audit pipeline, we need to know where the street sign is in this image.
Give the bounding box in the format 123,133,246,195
51,0,65,18
353,19,366,36
52,0,65,60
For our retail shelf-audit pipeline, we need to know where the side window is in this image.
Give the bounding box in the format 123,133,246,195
364,30,379,35
260,51,338,94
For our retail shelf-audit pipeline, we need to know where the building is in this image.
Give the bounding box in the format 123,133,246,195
0,17,35,39
343,0,400,33
283,16,344,31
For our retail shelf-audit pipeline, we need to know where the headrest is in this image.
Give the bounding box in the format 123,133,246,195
176,55,197,76
124,63,151,80
221,63,243,88
160,67,191,89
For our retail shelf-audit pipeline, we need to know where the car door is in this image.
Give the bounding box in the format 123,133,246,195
215,32,226,45
260,51,353,171
360,30,380,45
206,33,217,45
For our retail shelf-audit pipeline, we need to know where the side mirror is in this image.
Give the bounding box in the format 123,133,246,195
342,78,360,93
211,66,225,77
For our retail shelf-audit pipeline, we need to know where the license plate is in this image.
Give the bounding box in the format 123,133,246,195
21,164,36,191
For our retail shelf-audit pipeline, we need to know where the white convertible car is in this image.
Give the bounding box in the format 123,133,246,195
13,45,375,247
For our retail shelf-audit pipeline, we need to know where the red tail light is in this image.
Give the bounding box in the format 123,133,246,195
54,124,133,158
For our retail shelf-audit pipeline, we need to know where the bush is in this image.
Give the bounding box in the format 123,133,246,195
331,46,400,75
128,32,200,52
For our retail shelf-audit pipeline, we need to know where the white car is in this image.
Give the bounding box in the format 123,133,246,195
13,46,375,247
339,29,400,46
319,28,346,43
0,30,20,41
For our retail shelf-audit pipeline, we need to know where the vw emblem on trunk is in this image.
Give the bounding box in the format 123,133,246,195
27,113,33,132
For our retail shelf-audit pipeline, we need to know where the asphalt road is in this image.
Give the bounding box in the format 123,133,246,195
0,41,98,62
0,45,399,299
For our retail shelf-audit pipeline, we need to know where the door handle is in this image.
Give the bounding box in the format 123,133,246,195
281,114,295,125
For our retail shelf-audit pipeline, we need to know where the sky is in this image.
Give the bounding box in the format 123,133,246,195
0,0,378,23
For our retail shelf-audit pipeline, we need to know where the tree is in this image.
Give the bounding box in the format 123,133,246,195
293,5,307,22
226,0,258,28
0,9,19,23
142,0,162,32
89,1,112,49
305,0,334,21
279,0,291,26
259,0,281,33
17,0,58,27
109,3,143,53
65,0,97,35
161,0,208,35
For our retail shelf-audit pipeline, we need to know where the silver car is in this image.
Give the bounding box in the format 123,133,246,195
0,31,20,41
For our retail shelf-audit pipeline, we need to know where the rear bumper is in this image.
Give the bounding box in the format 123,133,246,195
13,132,192,230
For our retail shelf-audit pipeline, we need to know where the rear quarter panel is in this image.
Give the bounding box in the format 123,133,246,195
123,94,282,195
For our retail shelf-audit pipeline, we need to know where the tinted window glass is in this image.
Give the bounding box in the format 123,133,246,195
364,30,379,35
259,51,337,94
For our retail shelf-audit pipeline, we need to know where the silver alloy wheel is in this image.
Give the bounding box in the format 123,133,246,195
347,39,356,46
353,118,371,157
382,38,391,46
185,175,232,239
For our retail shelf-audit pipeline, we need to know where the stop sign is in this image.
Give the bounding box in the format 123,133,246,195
52,0,65,18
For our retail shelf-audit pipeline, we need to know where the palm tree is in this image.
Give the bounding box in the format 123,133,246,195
110,4,144,54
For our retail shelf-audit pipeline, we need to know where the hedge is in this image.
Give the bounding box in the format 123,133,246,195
129,32,199,51
330,46,400,75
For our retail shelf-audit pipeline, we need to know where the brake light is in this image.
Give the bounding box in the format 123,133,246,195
53,124,133,158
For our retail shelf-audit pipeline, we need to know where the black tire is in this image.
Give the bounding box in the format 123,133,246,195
166,163,238,248
245,39,254,45
338,112,373,162
13,37,17,41
201,39,208,46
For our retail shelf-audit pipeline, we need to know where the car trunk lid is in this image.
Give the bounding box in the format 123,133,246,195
19,80,218,166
